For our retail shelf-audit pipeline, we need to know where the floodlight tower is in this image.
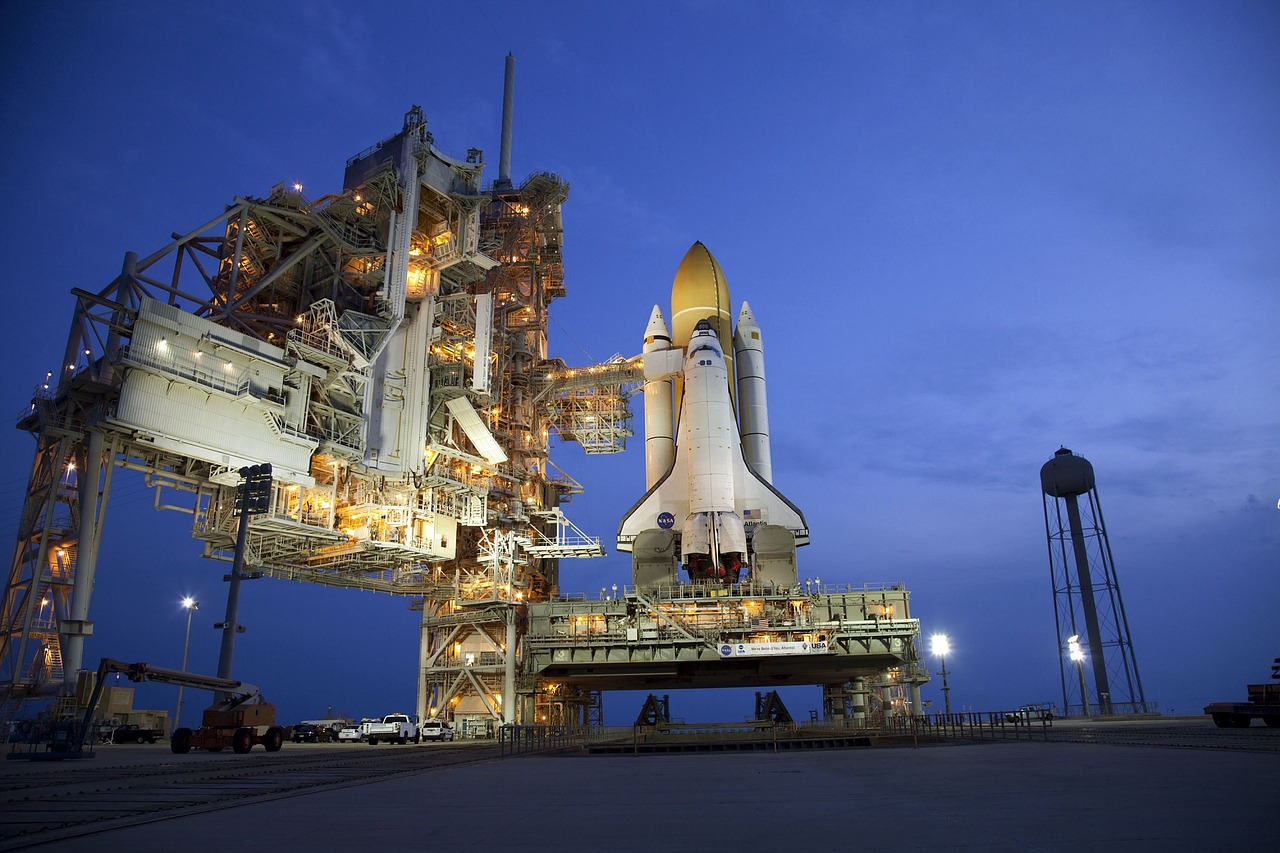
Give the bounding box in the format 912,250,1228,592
930,634,951,715
1040,447,1147,716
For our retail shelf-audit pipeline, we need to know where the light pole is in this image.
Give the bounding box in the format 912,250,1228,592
1068,634,1090,717
174,597,198,732
930,633,951,716
217,464,272,689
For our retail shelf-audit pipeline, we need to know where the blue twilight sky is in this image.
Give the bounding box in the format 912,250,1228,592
1,1,1276,725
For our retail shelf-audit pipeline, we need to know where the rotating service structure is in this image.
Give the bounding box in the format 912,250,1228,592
1,59,642,731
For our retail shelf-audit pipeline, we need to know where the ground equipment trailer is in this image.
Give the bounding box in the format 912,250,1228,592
78,659,286,754
1204,657,1280,728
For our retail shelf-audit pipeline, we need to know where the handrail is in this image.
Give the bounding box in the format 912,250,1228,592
496,712,1060,757
498,724,631,756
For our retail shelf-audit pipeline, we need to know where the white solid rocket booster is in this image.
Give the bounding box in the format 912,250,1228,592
642,306,675,489
732,301,772,483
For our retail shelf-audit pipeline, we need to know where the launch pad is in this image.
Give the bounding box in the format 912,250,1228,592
2,58,925,733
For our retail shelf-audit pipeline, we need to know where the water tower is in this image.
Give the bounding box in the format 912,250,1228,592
1040,448,1148,716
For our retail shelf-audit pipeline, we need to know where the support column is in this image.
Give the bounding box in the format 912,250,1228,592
503,605,517,724
822,683,847,720
519,690,535,727
1064,492,1113,713
61,431,108,693
9,438,66,689
851,677,868,725
416,599,431,722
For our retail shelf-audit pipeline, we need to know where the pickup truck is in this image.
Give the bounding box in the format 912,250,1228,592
111,724,163,744
1004,703,1055,724
365,713,419,745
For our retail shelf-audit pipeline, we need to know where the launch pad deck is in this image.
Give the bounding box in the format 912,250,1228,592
2,720,1274,851
526,582,919,694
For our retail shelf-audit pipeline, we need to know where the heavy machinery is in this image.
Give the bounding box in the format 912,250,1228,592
1204,657,1280,728
79,659,285,754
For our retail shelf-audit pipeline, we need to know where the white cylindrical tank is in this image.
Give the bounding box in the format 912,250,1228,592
642,306,675,487
733,301,772,482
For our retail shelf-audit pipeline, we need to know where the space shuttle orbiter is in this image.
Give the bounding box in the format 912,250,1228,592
618,243,808,589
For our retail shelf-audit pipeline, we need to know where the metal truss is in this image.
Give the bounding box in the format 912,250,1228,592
3,111,637,729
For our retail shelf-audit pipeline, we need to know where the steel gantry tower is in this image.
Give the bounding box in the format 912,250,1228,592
4,64,925,732
0,98,641,730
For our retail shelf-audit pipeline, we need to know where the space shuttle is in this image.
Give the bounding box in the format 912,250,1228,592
618,242,808,589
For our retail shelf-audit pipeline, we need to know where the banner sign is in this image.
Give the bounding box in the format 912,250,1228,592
719,641,828,658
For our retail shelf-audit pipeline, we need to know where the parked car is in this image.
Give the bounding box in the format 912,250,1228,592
290,723,335,743
337,723,364,743
111,724,162,744
420,720,454,742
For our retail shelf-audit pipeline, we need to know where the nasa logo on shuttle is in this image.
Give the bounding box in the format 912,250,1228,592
657,512,675,529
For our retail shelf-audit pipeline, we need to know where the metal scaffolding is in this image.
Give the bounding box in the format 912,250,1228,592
1,105,634,729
